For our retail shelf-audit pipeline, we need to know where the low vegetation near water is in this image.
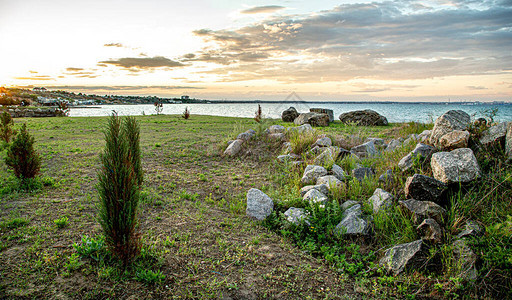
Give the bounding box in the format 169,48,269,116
0,113,510,299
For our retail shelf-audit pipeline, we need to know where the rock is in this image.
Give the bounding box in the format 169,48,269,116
303,189,328,205
335,204,370,236
452,239,478,281
399,199,447,224
313,147,338,166
439,130,470,150
379,169,394,184
287,124,313,134
341,200,359,211
366,137,385,146
385,139,402,152
404,174,447,203
331,164,346,181
277,154,300,162
294,112,330,127
379,240,427,275
313,137,332,147
480,122,508,146
507,122,512,159
417,218,443,244
368,188,394,213
247,129,256,135
316,175,343,190
404,134,419,146
398,143,435,172
282,107,299,122
300,184,329,197
431,148,480,184
237,132,254,141
301,165,328,185
430,110,471,147
282,142,292,154
268,133,286,141
268,125,286,134
246,188,274,220
457,221,483,239
224,139,244,157
352,167,375,181
339,110,388,126
351,140,377,158
310,108,334,122
284,208,310,225
418,130,432,143
338,148,352,160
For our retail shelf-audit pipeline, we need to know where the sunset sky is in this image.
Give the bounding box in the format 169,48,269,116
1,0,511,101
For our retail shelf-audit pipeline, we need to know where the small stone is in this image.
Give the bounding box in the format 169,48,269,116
341,200,359,211
379,169,393,184
303,189,328,205
246,188,274,220
457,221,483,239
300,184,330,197
431,148,480,184
284,207,310,225
399,199,447,225
385,139,401,152
351,140,378,158
316,175,343,190
379,240,427,275
237,132,254,141
224,139,244,156
331,164,346,181
268,133,286,141
287,124,313,134
301,165,328,185
313,147,338,166
452,239,478,281
335,213,370,235
313,136,332,147
277,154,300,162
480,122,508,146
417,218,443,244
268,125,286,134
398,143,435,172
368,188,394,214
342,203,362,218
404,174,447,203
351,167,375,181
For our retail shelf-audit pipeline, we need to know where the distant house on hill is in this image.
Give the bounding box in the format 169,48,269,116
181,95,190,100
33,87,47,92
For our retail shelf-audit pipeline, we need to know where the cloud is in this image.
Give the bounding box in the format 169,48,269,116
99,56,185,70
467,85,488,90
14,75,54,81
185,1,512,83
240,5,285,14
104,43,124,47
66,67,84,72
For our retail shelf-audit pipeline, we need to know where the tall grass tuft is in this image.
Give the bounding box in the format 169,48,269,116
98,114,142,266
5,123,41,180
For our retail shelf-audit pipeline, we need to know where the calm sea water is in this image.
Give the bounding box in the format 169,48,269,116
69,102,512,123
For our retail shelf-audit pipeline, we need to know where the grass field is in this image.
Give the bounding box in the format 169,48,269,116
1,114,510,299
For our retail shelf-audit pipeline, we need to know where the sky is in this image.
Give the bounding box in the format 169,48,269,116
1,0,511,101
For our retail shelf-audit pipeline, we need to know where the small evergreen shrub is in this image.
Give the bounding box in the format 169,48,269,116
97,114,142,266
1,110,16,143
5,123,41,180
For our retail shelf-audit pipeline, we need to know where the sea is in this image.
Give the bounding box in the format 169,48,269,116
68,102,512,123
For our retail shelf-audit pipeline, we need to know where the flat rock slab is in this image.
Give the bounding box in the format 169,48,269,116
431,148,480,184
404,174,447,203
399,199,447,224
313,136,332,147
379,240,427,275
246,188,274,220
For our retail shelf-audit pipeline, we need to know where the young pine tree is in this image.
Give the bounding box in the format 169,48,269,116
1,110,16,143
5,123,41,180
98,114,142,266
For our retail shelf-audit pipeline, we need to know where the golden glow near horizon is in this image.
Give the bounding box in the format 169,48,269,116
0,0,511,101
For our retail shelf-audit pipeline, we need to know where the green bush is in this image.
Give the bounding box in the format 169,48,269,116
0,110,16,143
5,123,41,180
97,114,142,266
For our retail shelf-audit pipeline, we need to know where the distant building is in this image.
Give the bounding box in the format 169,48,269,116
33,87,47,92
181,95,190,100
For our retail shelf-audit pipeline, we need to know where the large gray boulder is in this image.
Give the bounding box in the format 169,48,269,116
399,199,447,224
310,108,334,122
439,130,470,150
246,188,274,220
430,110,470,147
282,107,299,122
339,110,388,126
301,165,328,185
398,143,435,172
303,188,328,205
294,112,330,127
379,240,427,275
335,204,370,236
224,139,244,156
284,207,310,225
368,188,394,214
404,174,447,203
480,122,508,146
431,148,480,184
